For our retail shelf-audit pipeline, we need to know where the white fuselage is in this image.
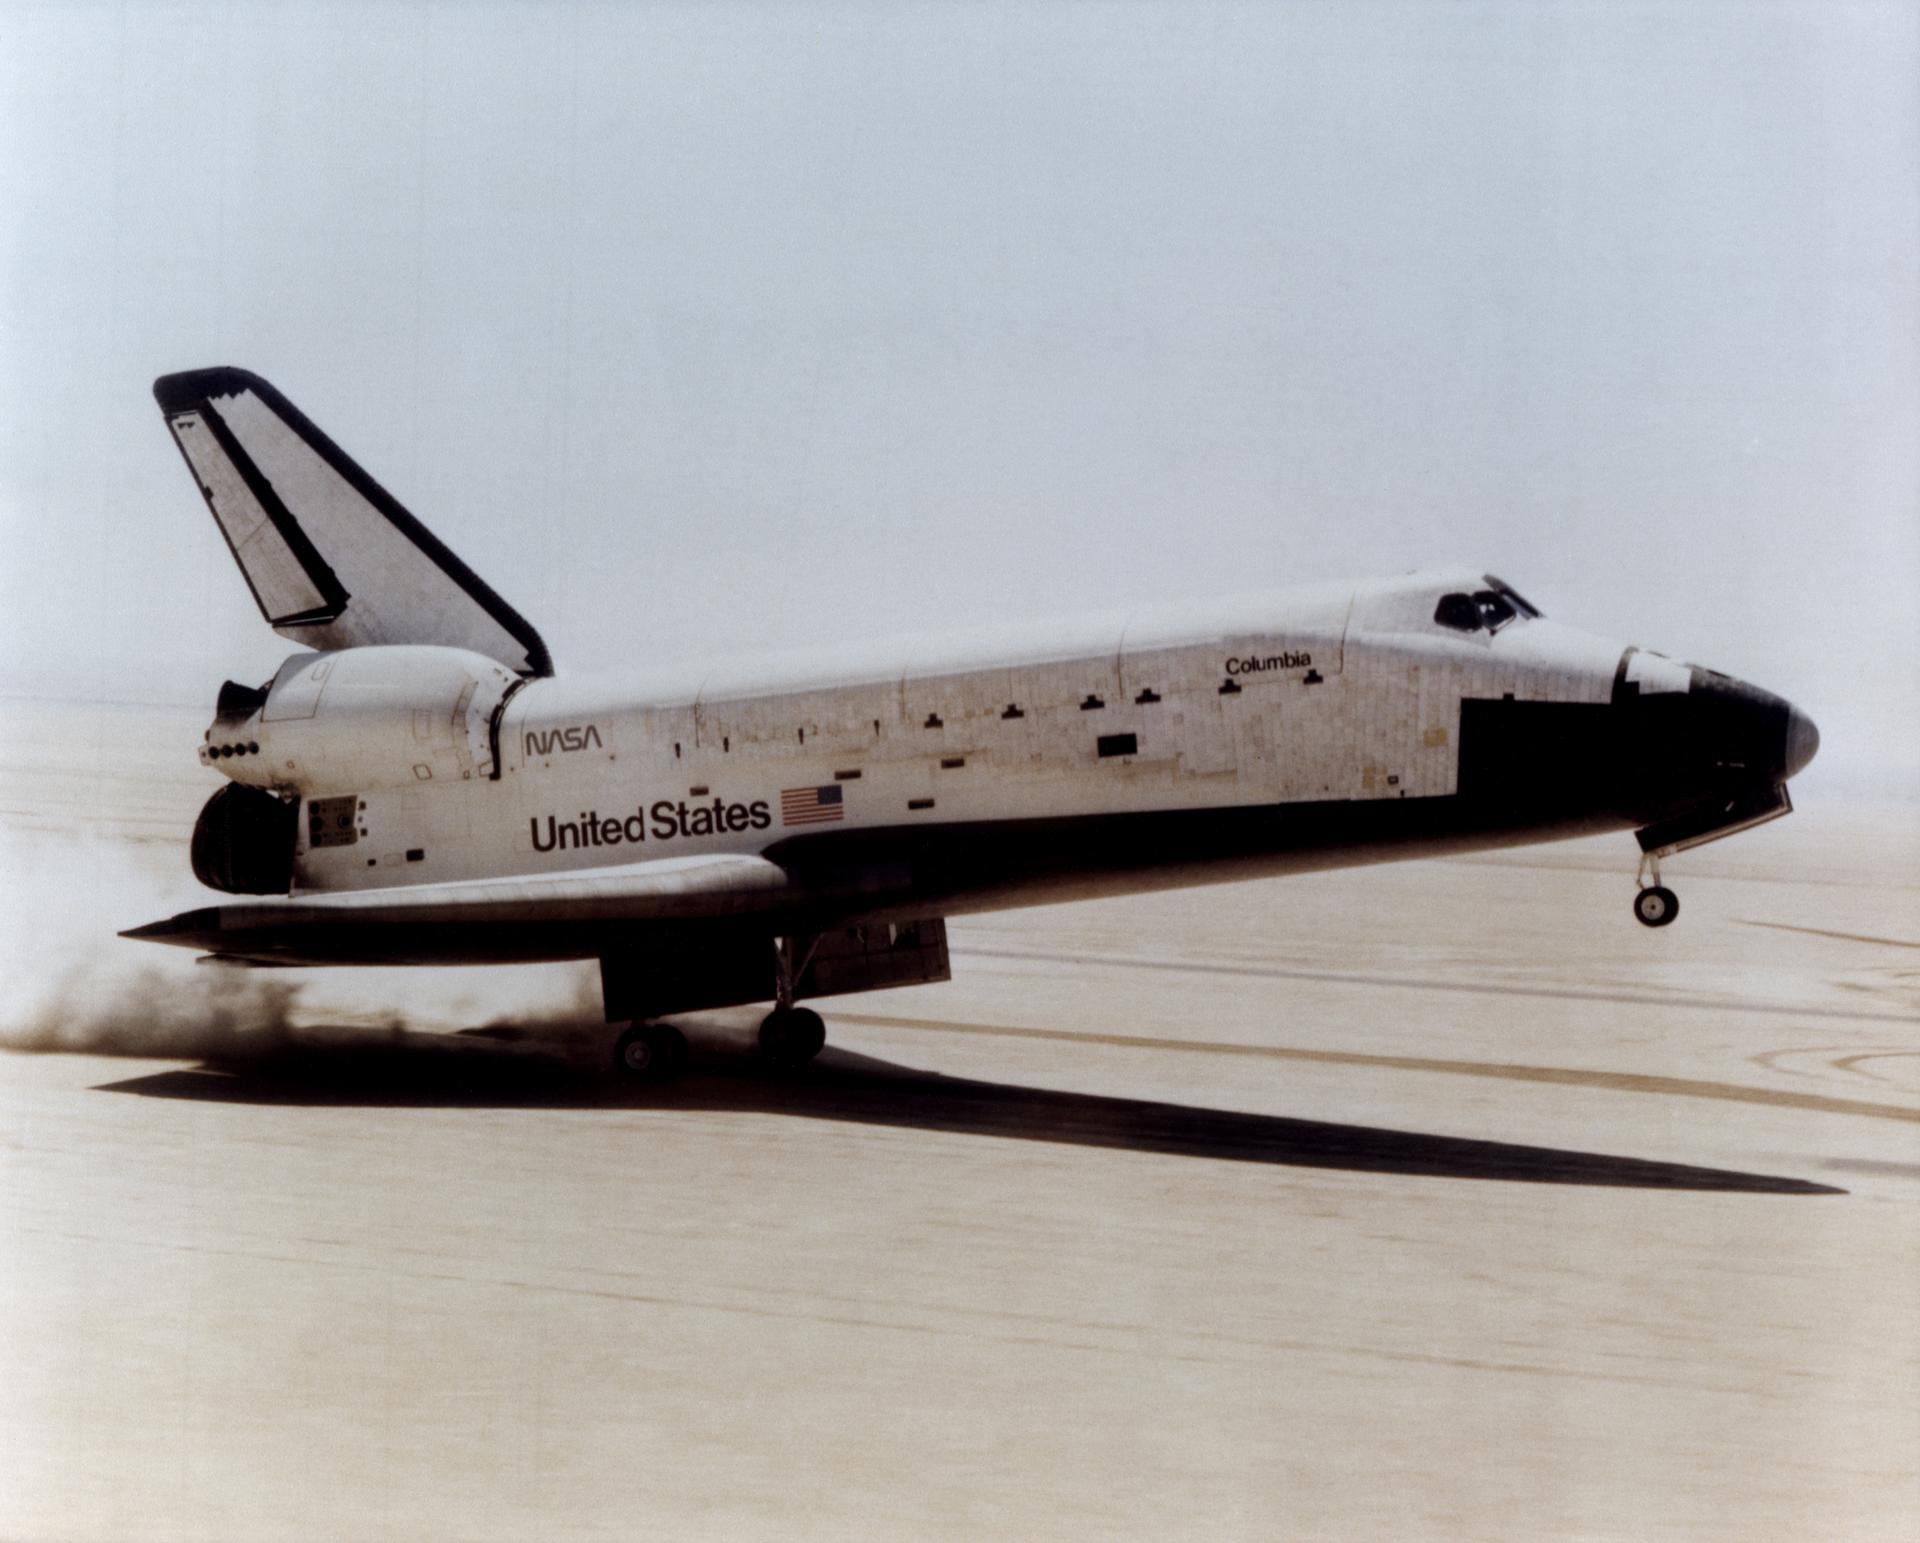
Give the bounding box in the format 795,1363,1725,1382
229,570,1630,897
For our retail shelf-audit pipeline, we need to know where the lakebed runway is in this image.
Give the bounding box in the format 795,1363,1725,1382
2,703,1916,1540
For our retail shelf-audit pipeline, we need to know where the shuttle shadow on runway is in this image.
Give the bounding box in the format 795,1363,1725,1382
89,1024,1841,1194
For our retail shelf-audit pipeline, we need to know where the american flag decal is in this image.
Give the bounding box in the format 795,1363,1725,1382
780,783,845,826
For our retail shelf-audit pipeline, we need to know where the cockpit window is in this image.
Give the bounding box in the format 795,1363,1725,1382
1434,593,1482,632
1473,590,1517,632
1481,575,1542,618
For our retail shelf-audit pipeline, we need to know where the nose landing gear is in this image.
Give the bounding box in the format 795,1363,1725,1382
1633,854,1680,928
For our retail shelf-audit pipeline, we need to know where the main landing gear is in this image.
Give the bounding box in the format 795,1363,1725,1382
1633,853,1680,928
759,935,827,1069
758,1005,826,1067
613,1022,688,1082
611,1008,825,1082
609,936,830,1081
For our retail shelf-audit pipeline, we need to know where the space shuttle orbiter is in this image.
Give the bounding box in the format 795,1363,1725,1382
128,368,1819,1080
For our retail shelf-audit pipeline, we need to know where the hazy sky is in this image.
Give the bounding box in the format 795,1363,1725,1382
3,1,1915,791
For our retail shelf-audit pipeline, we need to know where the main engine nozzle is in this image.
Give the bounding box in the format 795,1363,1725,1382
191,783,298,895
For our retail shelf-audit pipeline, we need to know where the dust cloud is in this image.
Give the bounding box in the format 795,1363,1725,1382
0,956,612,1071
0,811,608,1067
2,963,302,1059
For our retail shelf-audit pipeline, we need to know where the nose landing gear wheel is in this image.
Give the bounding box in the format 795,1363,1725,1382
613,1023,688,1081
1634,886,1679,928
758,1006,826,1068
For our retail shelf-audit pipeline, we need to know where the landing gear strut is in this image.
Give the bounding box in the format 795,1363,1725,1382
1633,853,1680,928
758,936,827,1068
613,1022,688,1082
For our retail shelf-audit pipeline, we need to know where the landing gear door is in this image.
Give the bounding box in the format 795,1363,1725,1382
797,919,951,1000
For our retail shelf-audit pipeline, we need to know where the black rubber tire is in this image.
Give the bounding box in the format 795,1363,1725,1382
758,1006,827,1066
1634,886,1680,928
613,1023,687,1081
659,1023,689,1073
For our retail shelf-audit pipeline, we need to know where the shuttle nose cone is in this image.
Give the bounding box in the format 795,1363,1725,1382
1784,705,1820,780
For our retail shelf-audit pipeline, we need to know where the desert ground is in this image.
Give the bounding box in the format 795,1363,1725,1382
2,699,1915,1541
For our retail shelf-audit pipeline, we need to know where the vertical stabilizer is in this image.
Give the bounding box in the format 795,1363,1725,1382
155,367,552,676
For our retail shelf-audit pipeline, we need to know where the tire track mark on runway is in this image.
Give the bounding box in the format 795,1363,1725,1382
1752,1044,1920,1092
952,945,1920,1027
832,1012,1920,1126
1735,920,1920,950
19,1224,1774,1399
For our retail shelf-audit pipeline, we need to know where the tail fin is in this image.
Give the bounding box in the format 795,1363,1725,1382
154,367,553,676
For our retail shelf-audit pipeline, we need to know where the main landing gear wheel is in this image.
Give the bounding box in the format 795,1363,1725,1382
1634,886,1680,928
613,1023,688,1082
758,1006,826,1068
